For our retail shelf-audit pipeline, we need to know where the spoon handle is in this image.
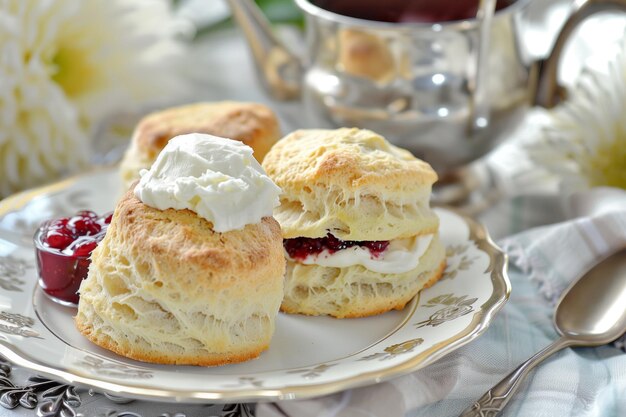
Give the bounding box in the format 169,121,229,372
459,337,573,417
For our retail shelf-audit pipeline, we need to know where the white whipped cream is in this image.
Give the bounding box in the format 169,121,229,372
134,133,281,232
291,234,434,274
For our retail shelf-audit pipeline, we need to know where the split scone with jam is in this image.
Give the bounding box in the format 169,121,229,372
262,128,446,318
76,133,285,365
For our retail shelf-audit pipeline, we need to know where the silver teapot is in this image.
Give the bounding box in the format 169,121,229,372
227,0,626,174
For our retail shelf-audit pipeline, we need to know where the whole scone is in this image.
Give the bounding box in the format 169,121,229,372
119,101,280,189
77,134,285,366
262,128,446,318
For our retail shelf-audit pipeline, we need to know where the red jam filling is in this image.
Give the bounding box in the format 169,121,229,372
34,210,112,306
283,233,390,261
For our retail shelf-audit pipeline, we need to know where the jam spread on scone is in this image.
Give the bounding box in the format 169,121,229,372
284,233,389,260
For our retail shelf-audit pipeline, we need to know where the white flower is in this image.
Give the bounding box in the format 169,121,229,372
0,0,191,197
527,36,626,192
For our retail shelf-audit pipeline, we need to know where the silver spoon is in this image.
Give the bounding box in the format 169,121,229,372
460,248,626,417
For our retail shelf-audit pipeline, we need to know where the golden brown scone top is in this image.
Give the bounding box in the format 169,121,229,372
113,188,283,288
133,101,280,162
263,128,438,193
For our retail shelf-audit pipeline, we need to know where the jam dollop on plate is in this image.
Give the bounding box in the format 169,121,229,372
34,210,112,307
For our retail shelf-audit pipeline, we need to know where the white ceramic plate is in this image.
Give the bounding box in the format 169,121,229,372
0,168,509,403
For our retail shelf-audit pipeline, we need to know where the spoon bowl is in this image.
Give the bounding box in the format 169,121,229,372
555,249,626,344
461,248,626,417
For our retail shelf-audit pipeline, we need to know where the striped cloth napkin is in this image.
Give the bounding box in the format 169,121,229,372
500,186,626,352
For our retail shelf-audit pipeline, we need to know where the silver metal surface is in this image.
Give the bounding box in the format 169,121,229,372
469,0,497,135
228,0,626,176
297,0,530,173
460,249,626,417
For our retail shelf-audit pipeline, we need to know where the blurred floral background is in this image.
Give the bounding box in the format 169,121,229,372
527,38,626,192
0,0,301,198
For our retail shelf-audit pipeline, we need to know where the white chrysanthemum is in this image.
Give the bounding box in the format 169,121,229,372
0,0,191,197
528,37,626,191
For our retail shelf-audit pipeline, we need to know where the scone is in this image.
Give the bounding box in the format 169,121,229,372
119,101,280,189
76,134,285,366
262,128,446,318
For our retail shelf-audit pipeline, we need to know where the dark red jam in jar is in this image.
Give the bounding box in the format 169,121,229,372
284,233,390,261
34,210,112,306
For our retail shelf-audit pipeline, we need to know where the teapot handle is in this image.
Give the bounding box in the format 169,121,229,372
535,0,626,108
